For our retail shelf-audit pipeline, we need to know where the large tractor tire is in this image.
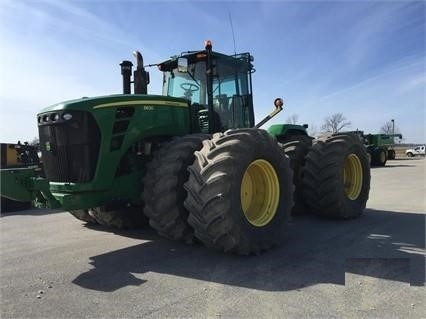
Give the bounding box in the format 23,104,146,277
69,210,98,224
366,151,372,166
88,205,146,229
303,134,370,219
184,129,293,255
143,134,209,243
387,149,396,160
280,135,312,215
372,147,387,166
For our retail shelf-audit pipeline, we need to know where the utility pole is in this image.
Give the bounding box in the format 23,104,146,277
391,119,395,144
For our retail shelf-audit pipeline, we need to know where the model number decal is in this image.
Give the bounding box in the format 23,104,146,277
93,100,188,109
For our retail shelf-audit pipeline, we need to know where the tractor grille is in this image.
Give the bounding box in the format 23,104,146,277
38,111,101,183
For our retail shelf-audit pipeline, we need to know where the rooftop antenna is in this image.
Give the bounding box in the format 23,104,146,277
228,12,237,55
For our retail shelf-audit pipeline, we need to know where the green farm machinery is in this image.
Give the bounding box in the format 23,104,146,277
344,131,402,166
364,133,402,166
1,41,370,254
1,142,41,212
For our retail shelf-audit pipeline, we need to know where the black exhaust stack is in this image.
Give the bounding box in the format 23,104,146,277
133,51,149,94
119,51,150,94
120,60,133,94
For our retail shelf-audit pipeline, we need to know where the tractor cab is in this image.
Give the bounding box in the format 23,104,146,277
158,41,255,133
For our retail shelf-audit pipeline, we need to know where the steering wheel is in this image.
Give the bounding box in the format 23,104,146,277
180,82,199,100
180,82,199,93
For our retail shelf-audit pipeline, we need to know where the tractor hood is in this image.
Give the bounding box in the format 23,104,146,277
38,94,188,116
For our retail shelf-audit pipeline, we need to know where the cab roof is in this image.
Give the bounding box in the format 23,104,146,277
158,50,254,73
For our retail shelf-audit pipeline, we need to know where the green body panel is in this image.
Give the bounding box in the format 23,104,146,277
1,168,37,202
365,133,402,147
1,167,143,210
1,167,60,208
335,131,402,149
267,124,308,141
50,171,144,210
34,94,190,210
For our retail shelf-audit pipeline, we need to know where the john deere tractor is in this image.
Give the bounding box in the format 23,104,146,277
1,41,370,254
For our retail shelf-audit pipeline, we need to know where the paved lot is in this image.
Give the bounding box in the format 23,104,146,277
1,158,425,318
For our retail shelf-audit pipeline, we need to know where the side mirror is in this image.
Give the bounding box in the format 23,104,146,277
177,57,188,73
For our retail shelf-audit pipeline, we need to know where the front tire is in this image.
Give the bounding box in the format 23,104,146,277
89,205,146,229
184,129,293,255
303,134,370,219
143,134,209,243
69,210,98,224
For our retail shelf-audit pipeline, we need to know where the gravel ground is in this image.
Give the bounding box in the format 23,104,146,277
1,158,425,318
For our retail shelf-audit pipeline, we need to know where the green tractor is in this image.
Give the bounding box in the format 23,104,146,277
340,131,402,167
1,41,370,254
364,133,402,166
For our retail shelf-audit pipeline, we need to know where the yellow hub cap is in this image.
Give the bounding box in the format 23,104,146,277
344,154,363,200
240,159,280,227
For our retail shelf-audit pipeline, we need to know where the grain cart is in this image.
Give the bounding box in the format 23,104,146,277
346,132,402,166
1,41,370,254
364,133,402,165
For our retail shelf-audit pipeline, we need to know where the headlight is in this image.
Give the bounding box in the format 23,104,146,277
62,113,73,121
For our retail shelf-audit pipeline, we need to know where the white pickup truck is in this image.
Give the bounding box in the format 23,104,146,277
406,145,425,157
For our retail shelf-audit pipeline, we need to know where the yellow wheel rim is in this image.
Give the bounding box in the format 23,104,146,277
240,159,280,227
344,154,363,200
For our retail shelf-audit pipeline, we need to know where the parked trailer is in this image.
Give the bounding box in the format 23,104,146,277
1,142,41,213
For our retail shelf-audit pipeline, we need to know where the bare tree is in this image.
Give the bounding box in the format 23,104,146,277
286,114,299,124
321,113,351,134
307,124,318,137
380,120,400,135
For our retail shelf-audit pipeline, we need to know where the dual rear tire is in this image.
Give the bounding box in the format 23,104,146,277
143,129,294,254
303,134,370,219
142,134,209,243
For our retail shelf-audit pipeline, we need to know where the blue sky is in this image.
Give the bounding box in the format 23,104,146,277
0,0,424,143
